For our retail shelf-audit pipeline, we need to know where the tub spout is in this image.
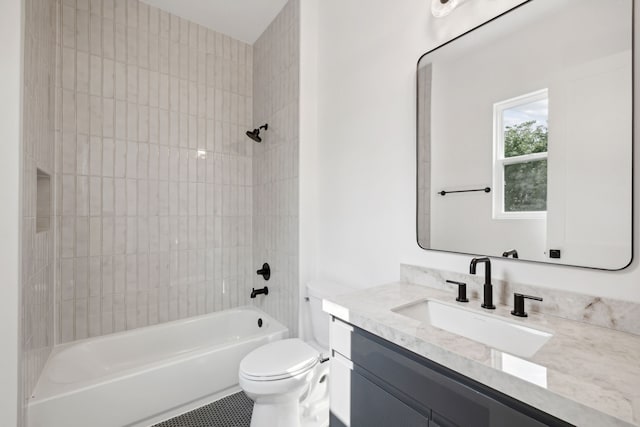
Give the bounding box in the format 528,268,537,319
251,287,269,298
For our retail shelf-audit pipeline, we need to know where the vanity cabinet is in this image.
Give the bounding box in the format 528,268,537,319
329,318,573,427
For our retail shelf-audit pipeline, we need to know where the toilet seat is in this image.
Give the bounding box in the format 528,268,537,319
240,339,320,381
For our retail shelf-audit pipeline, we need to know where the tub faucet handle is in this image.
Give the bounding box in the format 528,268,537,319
256,263,270,280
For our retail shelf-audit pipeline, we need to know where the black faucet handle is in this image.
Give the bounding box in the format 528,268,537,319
511,293,543,317
256,263,270,280
446,280,469,303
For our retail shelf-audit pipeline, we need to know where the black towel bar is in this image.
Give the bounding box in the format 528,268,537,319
438,187,491,196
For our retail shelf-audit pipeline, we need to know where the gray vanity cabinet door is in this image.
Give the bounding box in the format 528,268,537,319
430,412,456,427
351,332,489,426
350,369,430,427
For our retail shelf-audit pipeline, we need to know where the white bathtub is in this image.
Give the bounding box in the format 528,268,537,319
28,306,288,427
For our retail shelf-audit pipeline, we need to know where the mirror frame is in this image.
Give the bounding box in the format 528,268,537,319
415,0,635,271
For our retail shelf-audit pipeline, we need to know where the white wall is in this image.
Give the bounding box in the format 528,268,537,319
0,0,23,424
306,0,640,302
546,51,632,268
299,0,319,338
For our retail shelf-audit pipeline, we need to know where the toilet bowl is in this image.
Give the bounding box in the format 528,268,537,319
239,281,354,427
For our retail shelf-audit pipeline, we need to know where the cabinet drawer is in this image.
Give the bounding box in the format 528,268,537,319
330,317,354,358
349,368,429,427
330,353,353,426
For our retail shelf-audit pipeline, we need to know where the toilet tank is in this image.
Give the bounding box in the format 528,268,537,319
306,281,355,349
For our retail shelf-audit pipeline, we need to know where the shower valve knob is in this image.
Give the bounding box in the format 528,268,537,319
257,263,270,281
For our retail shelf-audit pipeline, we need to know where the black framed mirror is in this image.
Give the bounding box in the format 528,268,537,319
417,0,633,270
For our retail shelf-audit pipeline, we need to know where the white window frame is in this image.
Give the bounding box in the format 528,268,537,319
492,89,548,220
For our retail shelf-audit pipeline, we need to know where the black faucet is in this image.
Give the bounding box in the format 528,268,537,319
469,257,495,309
251,287,269,298
502,249,519,259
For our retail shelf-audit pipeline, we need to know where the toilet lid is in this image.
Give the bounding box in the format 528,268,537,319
240,338,320,381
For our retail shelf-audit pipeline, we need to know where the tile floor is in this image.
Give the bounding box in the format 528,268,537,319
153,392,253,427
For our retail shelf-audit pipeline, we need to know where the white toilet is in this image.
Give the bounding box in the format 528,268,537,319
239,281,352,427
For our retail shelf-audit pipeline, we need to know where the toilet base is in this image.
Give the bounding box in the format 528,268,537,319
300,363,329,427
244,364,330,427
250,398,301,427
249,395,329,427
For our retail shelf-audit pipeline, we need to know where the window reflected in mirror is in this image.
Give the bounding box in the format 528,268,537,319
493,89,548,218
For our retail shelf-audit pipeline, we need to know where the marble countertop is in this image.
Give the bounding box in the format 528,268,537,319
322,282,640,427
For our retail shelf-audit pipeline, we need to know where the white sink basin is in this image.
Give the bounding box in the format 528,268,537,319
392,299,553,358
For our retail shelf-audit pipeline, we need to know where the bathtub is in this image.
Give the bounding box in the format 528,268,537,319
28,306,288,427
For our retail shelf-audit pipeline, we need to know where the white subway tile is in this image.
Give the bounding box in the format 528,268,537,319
60,300,75,342
113,140,126,177
149,107,159,144
126,0,137,28
126,254,137,292
89,177,102,216
114,178,126,216
90,218,102,257
137,179,148,216
77,10,90,52
115,23,126,62
149,6,159,35
101,295,113,335
138,106,149,142
62,133,77,174
102,217,113,255
102,177,114,216
138,29,149,69
114,0,126,25
75,218,89,257
103,98,114,137
115,100,127,139
126,179,137,217
90,95,103,136
114,217,127,255
90,14,102,56
61,217,76,258
90,55,102,96
127,103,138,140
102,138,114,177
138,2,148,32
103,18,115,60
103,0,114,20
89,256,101,297
102,256,114,294
103,58,114,97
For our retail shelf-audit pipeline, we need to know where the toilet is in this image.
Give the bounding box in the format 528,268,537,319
239,281,352,427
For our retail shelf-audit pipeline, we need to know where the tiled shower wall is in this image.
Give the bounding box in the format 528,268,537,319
252,0,300,336
417,64,432,245
22,0,57,407
56,0,255,342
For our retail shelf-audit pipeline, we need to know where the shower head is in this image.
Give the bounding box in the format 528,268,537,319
246,129,262,142
246,124,269,143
